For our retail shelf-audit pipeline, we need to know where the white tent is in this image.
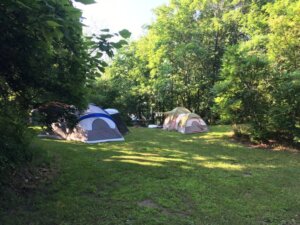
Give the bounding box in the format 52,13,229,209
52,104,124,143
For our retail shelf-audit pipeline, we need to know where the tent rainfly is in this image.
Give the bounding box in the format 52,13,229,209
105,108,129,135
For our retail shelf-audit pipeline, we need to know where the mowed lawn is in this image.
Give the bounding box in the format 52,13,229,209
1,126,299,225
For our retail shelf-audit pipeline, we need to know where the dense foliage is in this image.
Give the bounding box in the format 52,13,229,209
96,0,299,144
0,0,129,178
0,102,32,176
215,0,300,142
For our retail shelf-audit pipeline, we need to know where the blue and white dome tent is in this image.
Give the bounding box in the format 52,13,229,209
52,104,124,143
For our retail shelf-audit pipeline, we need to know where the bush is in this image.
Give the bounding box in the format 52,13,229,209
214,47,300,144
0,103,32,181
37,102,79,132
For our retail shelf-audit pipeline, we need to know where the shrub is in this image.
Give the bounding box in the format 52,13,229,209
0,103,32,181
37,102,79,132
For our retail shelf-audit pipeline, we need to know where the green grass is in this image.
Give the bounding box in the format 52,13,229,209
1,126,299,225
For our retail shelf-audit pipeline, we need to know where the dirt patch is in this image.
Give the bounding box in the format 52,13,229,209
138,199,159,208
243,171,252,177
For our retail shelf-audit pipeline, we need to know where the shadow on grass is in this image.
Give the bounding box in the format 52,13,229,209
2,126,298,225
39,126,299,173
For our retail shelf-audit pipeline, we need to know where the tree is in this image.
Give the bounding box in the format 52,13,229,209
0,0,129,177
89,42,151,119
214,0,300,143
99,0,248,122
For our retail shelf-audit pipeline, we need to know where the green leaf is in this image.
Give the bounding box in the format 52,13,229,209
118,29,131,39
46,20,61,28
98,66,105,72
16,1,32,10
74,0,96,5
99,34,114,39
111,40,128,49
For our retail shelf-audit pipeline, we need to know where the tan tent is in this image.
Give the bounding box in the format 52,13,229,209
164,107,191,116
163,107,208,134
163,107,191,131
177,113,208,134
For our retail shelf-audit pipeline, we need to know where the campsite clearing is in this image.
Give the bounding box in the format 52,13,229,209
1,126,299,225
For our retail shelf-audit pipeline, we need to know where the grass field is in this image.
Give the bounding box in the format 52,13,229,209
1,126,299,225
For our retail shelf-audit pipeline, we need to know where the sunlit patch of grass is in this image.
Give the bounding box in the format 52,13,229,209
199,161,246,171
29,126,43,132
1,125,299,225
106,155,186,163
192,155,209,161
104,158,163,167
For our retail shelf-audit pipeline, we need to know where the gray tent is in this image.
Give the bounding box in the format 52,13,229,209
52,104,124,143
